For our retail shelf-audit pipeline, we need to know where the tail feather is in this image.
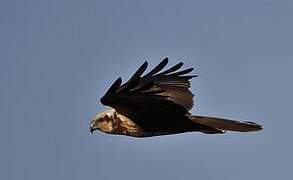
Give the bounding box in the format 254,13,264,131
191,115,263,132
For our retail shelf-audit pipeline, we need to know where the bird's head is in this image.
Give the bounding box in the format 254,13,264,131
90,108,116,134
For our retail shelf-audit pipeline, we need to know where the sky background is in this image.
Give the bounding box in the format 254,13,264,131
1,0,293,180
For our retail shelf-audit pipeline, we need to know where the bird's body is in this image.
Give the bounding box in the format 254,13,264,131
90,58,262,137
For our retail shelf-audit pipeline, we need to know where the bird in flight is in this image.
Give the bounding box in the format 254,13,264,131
90,58,262,137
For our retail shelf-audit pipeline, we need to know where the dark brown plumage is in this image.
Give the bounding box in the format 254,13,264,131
90,58,262,137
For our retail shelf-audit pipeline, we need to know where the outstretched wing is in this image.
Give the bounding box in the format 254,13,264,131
100,58,197,119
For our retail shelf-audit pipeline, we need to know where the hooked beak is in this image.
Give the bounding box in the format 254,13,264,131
90,127,95,134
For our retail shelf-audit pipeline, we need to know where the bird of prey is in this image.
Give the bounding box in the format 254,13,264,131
90,58,262,137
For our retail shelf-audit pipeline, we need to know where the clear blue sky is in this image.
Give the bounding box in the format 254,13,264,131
1,0,293,180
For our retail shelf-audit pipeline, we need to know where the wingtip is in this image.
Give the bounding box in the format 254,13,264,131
178,62,184,67
162,57,169,63
104,77,122,95
142,61,148,68
136,61,148,76
161,57,169,66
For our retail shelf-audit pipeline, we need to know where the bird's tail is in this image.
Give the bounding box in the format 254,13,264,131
190,115,262,133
